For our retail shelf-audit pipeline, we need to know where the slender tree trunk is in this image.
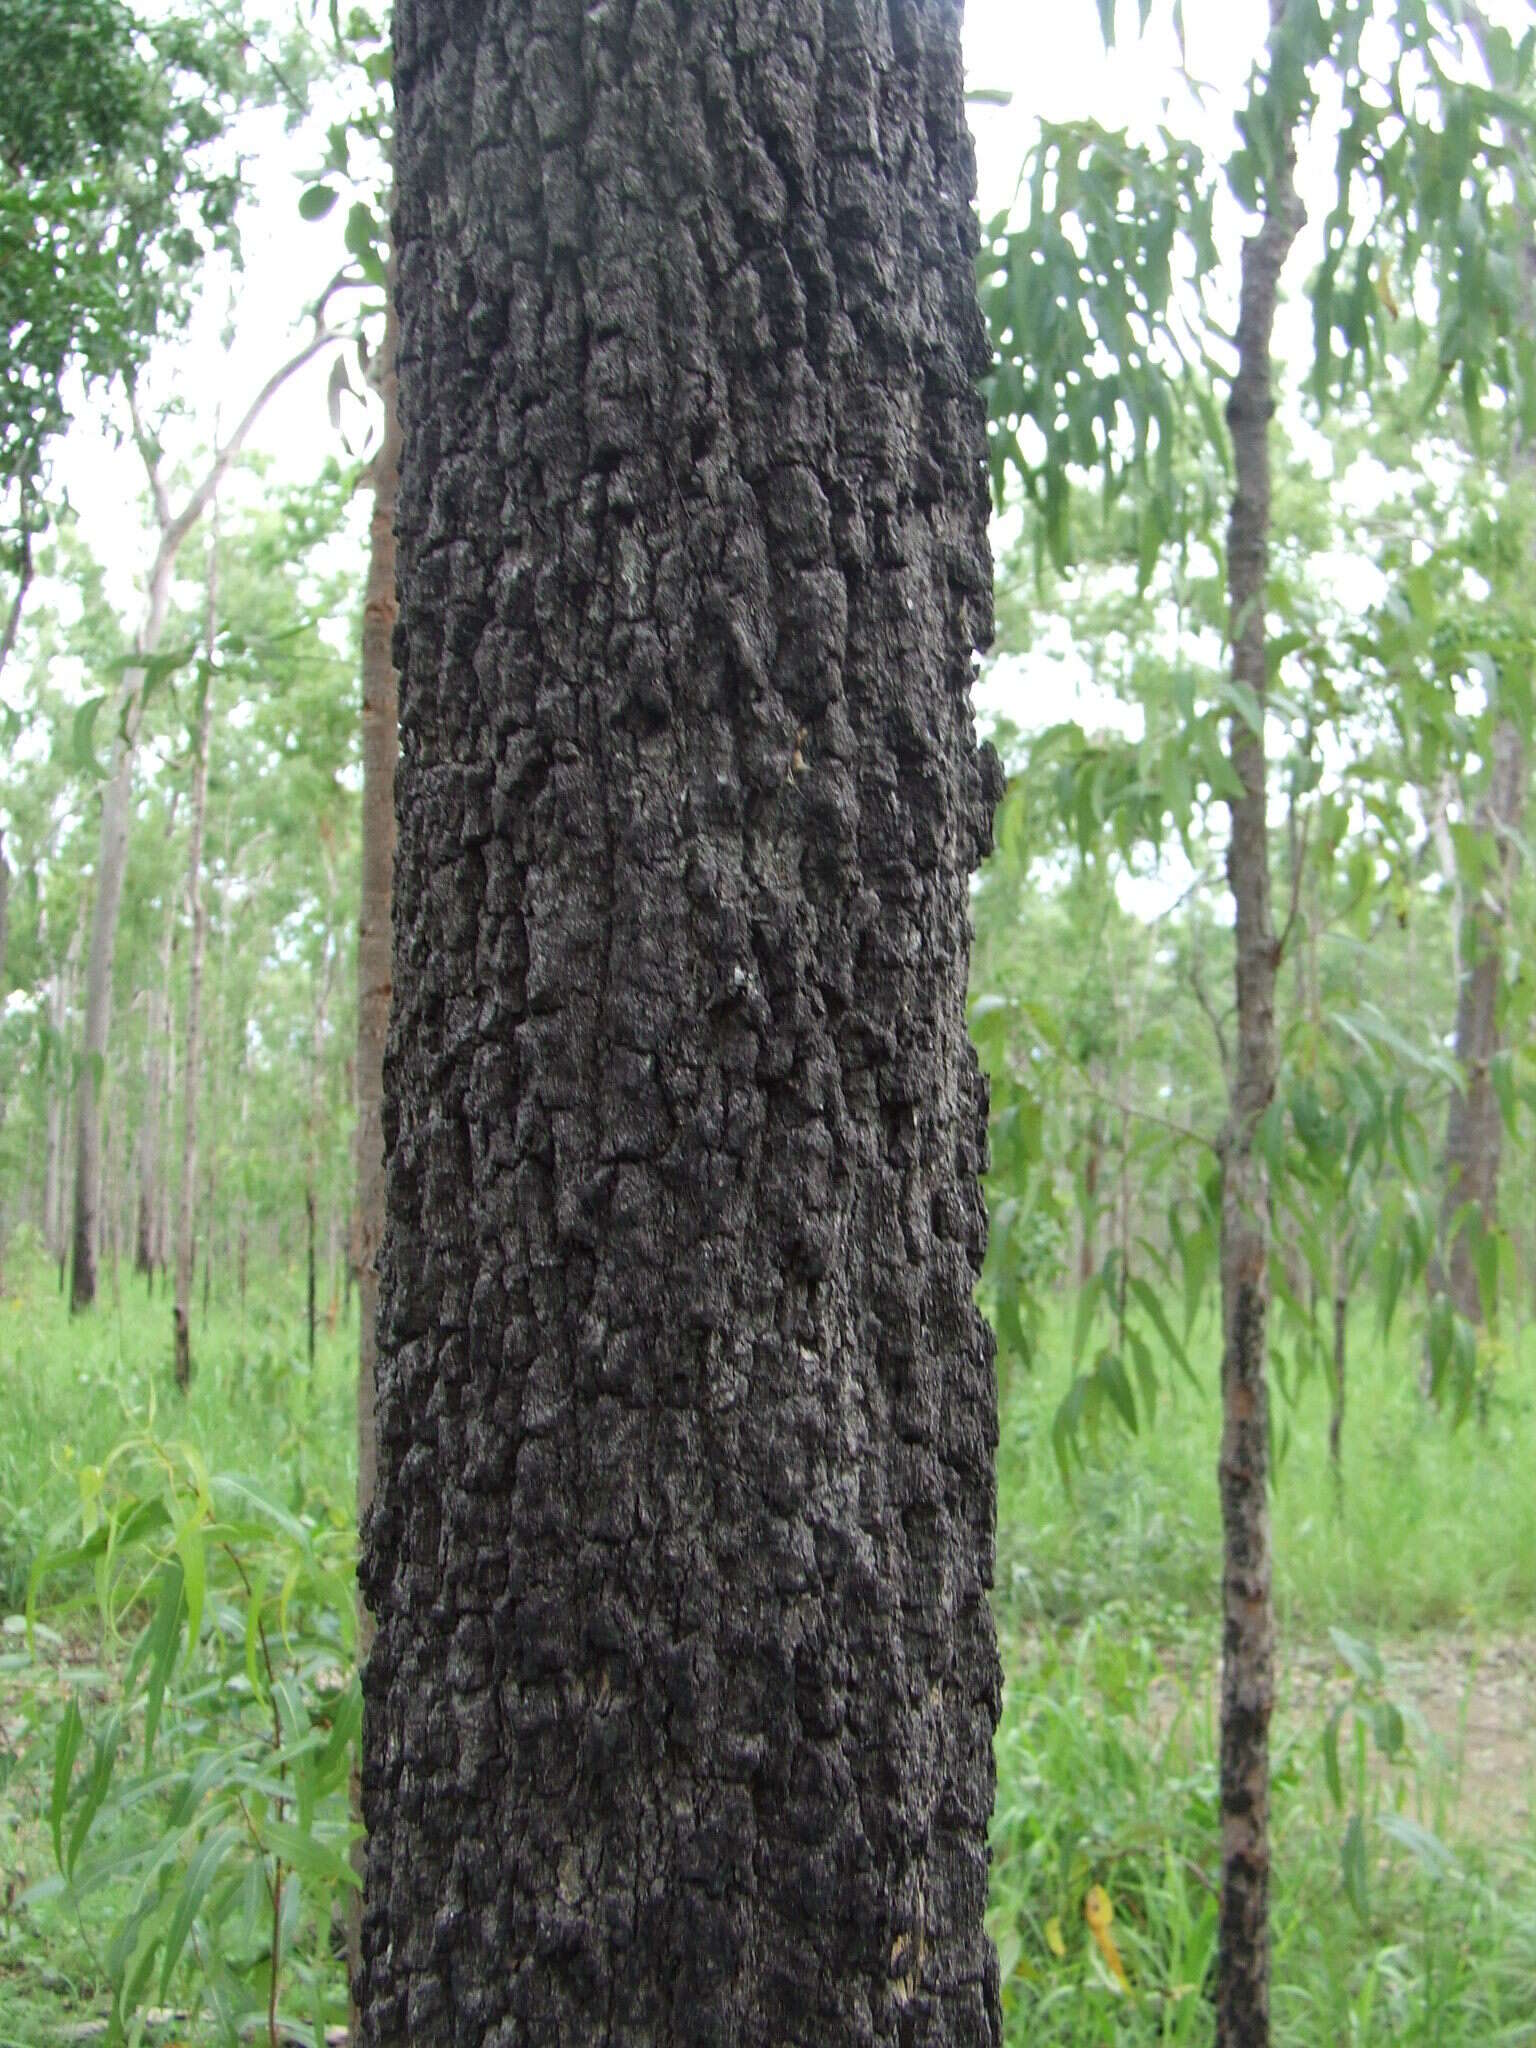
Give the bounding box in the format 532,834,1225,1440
0,829,9,1290
1214,22,1304,2042
1329,1236,1348,1483
348,281,401,2037
71,558,174,1311
305,1186,317,1370
173,512,219,1391
69,328,340,1313
1080,1109,1102,1282
1430,717,1526,1332
361,8,1001,2042
137,890,178,1283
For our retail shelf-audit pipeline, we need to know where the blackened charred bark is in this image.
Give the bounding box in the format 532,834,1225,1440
1216,24,1303,2042
362,3,1002,2042
1431,716,1526,1330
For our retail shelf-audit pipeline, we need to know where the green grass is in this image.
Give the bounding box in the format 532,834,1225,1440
996,1308,1536,1636
1,1256,1533,2044
990,1310,1536,2044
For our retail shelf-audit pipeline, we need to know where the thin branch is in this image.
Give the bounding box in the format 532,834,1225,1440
1274,803,1311,965
0,525,33,684
126,381,173,536
1187,946,1231,1073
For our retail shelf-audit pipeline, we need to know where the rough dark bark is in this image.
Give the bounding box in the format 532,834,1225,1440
360,4,1001,2043
1215,21,1303,2042
1430,716,1526,1332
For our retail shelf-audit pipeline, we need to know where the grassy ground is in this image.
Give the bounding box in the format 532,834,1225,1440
1,1252,1533,2043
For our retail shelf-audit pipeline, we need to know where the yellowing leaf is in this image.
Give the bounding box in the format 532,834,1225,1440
1044,1915,1066,1958
1084,1884,1130,1991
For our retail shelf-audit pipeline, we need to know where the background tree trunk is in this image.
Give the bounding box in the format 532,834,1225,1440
70,327,339,1312
71,557,174,1310
1214,20,1303,2040
0,828,9,1289
1430,715,1526,1330
137,885,179,1285
360,3,1003,2041
348,279,400,2039
173,507,218,1390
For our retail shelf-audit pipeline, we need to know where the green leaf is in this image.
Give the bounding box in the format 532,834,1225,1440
50,1695,84,1870
158,1822,239,1999
1127,1276,1198,1389
67,1707,122,1877
1096,1351,1139,1435
1322,1704,1345,1811
1376,1813,1455,1878
1328,1627,1383,1686
1342,1813,1369,1924
298,183,339,220
71,693,107,776
138,1561,185,1764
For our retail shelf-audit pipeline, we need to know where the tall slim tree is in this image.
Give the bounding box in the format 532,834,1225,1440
1214,7,1304,2039
359,3,1003,2041
173,496,219,1389
70,313,340,1310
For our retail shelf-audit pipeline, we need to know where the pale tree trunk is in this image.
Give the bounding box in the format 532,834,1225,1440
71,553,174,1311
137,868,179,1286
360,5,1002,2040
0,828,9,1289
45,922,81,1279
1215,15,1304,2041
348,282,400,2035
306,893,337,1374
173,506,219,1391
1430,719,1527,1330
69,323,341,1311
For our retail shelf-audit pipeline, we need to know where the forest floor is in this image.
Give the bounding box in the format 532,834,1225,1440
0,1255,1534,2044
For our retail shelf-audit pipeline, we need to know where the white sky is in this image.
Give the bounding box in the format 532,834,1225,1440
17,0,1516,787
34,0,1269,648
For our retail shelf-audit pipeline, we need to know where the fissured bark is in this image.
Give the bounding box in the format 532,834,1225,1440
360,2,1002,2042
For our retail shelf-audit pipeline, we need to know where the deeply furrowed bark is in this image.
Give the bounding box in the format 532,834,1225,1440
1216,18,1303,2041
361,3,1002,2042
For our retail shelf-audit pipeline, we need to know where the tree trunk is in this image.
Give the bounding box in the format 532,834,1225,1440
305,1185,318,1370
71,558,174,1311
359,5,1002,2042
70,327,341,1313
137,890,178,1282
0,828,9,1290
348,279,401,2041
1329,1246,1347,1482
1430,716,1526,1331
1214,21,1303,2043
173,513,219,1391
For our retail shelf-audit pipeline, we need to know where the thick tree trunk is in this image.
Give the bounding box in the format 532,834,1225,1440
173,517,218,1391
360,5,1002,2043
1214,25,1303,2043
1431,716,1526,1330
